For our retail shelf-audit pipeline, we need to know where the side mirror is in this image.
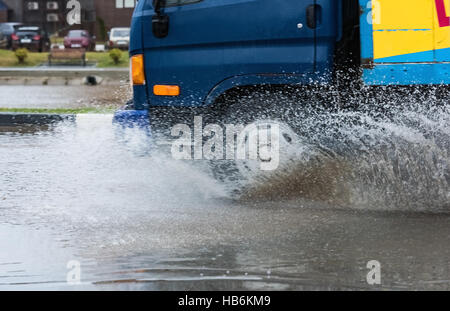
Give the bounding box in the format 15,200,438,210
152,15,169,38
152,0,169,38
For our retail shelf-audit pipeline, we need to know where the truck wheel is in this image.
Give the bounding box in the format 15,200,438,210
232,119,305,180
207,88,307,188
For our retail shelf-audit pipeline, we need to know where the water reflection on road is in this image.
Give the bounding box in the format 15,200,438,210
0,113,449,290
0,85,129,109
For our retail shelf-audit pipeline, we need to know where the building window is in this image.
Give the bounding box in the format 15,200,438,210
125,0,136,7
47,2,59,10
116,0,136,8
47,13,59,22
27,2,39,10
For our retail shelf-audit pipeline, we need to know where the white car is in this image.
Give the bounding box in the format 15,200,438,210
108,28,130,50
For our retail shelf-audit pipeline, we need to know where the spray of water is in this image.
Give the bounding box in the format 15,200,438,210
0,89,449,288
1,86,448,219
236,86,450,212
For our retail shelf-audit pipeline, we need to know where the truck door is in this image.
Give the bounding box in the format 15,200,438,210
141,0,318,107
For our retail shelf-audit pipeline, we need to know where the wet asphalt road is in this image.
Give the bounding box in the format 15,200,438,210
0,111,449,290
0,85,130,109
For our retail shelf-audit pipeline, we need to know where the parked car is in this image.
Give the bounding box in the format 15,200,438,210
0,22,23,49
64,30,95,51
108,27,130,50
11,26,50,52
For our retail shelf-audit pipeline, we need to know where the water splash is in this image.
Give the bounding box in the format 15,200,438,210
236,86,450,212
1,87,448,219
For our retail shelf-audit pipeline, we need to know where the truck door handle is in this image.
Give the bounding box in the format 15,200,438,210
306,4,322,29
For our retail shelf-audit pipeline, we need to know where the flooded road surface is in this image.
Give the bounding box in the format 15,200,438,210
0,85,130,109
0,101,449,290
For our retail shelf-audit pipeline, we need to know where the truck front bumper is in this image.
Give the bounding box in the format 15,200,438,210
112,109,150,130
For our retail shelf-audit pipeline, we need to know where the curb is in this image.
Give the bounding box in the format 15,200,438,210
0,113,76,126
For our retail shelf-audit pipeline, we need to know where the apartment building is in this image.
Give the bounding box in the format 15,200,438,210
1,0,137,38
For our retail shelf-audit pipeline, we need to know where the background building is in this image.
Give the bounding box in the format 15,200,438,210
95,0,136,40
0,0,137,39
0,1,8,23
0,9,6,24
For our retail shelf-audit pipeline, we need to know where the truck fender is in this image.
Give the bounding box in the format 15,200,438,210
204,73,311,106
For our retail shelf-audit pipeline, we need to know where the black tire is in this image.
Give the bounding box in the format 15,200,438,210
206,88,297,185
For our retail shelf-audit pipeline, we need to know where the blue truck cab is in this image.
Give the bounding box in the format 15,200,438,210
114,0,351,130
114,0,448,132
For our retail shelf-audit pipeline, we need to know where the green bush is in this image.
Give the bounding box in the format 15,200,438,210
15,48,29,64
109,48,123,65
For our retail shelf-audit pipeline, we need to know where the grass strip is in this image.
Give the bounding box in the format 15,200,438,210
0,107,117,114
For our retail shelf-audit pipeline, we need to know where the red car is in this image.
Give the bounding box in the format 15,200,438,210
64,30,95,51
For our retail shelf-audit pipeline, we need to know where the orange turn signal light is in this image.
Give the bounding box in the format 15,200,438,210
153,85,180,96
131,54,145,85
